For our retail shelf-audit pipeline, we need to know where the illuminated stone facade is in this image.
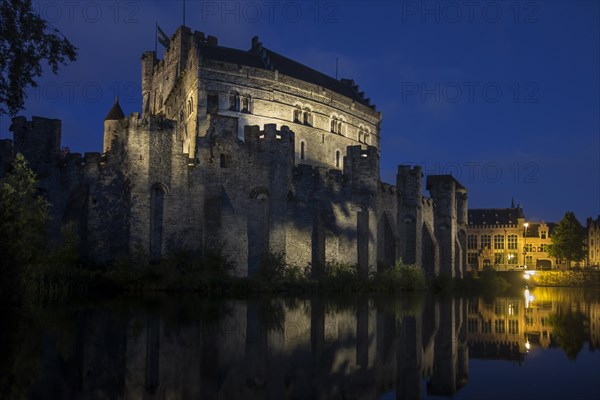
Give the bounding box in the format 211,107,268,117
466,205,558,270
1,26,468,277
587,216,600,267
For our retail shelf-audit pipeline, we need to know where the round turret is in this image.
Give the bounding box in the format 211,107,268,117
103,97,124,152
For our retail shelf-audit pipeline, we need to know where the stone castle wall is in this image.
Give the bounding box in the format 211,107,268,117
2,26,468,278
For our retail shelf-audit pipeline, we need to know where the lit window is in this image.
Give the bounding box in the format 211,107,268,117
494,253,504,265
468,235,478,249
508,234,518,249
494,234,505,250
481,235,491,249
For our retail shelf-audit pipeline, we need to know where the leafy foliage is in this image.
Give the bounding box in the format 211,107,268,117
372,260,426,291
0,153,49,298
548,212,587,264
547,310,587,360
0,0,77,115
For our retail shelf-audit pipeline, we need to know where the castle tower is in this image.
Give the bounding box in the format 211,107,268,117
141,51,157,116
10,116,61,177
103,97,125,152
397,165,423,265
426,175,466,278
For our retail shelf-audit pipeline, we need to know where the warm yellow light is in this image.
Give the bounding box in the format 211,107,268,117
525,341,530,350
524,273,530,280
524,222,529,228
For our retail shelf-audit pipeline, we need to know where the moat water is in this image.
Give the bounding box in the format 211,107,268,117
2,288,600,399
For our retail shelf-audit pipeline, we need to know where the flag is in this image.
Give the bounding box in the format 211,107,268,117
157,24,169,48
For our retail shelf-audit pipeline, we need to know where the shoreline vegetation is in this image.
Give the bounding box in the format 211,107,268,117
5,245,526,302
3,244,600,303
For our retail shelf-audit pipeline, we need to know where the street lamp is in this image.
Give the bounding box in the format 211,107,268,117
523,222,529,269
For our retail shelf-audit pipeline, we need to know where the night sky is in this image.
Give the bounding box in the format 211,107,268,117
1,0,598,224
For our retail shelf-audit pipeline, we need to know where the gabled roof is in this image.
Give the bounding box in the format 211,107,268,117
525,222,557,237
104,97,125,121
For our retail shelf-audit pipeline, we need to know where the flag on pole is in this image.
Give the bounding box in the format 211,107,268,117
157,24,169,48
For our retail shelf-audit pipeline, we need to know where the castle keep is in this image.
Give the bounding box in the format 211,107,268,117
1,26,467,278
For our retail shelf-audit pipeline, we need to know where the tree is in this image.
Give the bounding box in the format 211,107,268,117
547,310,586,360
548,211,587,266
0,153,49,296
0,0,77,116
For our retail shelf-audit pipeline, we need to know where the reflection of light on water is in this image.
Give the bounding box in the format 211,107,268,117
525,340,531,351
525,289,534,308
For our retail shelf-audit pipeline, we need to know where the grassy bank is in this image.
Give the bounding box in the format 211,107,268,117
529,270,600,287
5,247,533,302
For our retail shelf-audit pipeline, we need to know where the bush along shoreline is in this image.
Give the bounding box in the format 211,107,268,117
528,270,600,287
5,244,532,303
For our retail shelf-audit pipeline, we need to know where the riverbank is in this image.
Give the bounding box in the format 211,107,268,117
528,270,600,287
13,260,517,302
4,251,551,302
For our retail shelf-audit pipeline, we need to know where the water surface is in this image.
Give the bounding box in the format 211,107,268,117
2,288,599,399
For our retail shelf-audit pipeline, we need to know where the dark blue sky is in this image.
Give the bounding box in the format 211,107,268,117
1,0,598,223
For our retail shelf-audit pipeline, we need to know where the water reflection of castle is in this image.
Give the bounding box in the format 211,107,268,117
122,298,470,399
27,290,600,399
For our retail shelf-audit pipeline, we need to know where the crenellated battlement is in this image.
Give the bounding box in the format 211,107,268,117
293,163,345,184
2,26,468,278
244,124,294,144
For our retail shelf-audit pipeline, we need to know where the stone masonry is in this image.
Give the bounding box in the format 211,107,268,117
1,26,467,278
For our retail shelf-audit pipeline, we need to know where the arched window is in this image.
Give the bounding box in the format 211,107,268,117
241,95,251,113
293,107,302,123
229,91,240,111
303,108,312,126
300,141,305,160
330,116,338,133
364,133,369,144
337,120,343,135
335,150,341,168
358,128,364,143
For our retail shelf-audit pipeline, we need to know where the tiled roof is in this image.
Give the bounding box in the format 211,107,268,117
197,40,374,108
104,98,125,121
468,208,525,225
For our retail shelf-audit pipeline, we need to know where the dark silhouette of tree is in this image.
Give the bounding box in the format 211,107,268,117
0,0,77,116
0,153,49,297
548,211,586,266
547,310,587,360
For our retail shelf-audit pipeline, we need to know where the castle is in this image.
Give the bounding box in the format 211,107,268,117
1,26,468,278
